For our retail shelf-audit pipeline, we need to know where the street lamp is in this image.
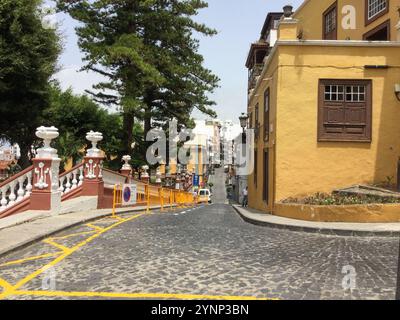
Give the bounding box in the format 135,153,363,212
239,113,249,133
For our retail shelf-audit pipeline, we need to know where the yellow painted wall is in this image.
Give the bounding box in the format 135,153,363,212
294,0,400,41
274,44,400,201
247,0,400,213
247,53,279,212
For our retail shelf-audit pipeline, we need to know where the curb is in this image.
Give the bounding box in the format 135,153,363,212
232,205,400,238
0,205,174,259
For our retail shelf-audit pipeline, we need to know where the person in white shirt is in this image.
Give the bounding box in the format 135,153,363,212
242,187,248,207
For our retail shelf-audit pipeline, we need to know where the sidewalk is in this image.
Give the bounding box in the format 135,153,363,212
232,204,400,237
0,205,173,258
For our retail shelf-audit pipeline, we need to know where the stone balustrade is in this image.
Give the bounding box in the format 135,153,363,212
0,166,33,212
58,163,84,195
0,124,177,218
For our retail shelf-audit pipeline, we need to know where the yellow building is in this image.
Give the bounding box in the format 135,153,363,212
246,1,400,213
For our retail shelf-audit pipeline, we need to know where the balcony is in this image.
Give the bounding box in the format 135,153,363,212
248,64,264,92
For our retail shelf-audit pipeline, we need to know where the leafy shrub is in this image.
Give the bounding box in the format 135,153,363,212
281,192,400,205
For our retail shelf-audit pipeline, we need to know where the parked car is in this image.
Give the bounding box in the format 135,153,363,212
198,189,212,204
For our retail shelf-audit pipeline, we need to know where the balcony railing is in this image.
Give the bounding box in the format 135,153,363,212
248,64,264,91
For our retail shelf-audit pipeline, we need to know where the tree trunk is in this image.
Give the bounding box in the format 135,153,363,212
18,143,32,169
144,113,151,140
122,111,135,156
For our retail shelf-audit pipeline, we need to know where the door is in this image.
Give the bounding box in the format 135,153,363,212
263,150,269,204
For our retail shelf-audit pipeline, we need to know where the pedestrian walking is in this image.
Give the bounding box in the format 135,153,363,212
242,187,248,207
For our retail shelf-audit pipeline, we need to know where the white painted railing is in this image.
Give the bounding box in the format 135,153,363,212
58,163,84,196
0,166,34,212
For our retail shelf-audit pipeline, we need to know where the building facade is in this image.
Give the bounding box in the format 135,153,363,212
246,0,400,213
0,144,20,181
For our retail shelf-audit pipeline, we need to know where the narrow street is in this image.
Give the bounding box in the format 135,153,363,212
0,169,398,300
208,167,228,204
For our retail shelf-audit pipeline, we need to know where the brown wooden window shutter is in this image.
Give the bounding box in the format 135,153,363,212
318,79,372,142
323,2,337,40
264,88,270,141
255,103,259,140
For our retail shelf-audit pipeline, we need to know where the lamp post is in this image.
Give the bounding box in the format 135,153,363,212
239,113,249,145
239,113,249,133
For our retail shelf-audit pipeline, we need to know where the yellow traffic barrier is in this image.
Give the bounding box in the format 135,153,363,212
112,183,196,217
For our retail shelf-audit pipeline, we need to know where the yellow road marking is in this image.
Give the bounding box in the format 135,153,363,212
4,212,146,298
111,216,126,222
86,223,105,232
0,278,13,291
0,252,63,268
42,239,71,253
9,290,276,300
51,231,96,241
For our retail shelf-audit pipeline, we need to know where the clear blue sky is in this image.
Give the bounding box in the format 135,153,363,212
52,0,303,122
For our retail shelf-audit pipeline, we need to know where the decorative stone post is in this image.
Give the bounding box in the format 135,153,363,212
277,5,298,41
30,126,61,214
165,166,171,188
120,155,132,179
175,164,182,190
133,169,139,181
82,131,105,203
155,167,162,186
141,165,150,184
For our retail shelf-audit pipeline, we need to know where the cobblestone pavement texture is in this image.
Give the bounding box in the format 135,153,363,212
0,170,399,300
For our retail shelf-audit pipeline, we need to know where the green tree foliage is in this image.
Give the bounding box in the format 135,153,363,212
0,0,61,168
56,0,219,157
43,83,141,171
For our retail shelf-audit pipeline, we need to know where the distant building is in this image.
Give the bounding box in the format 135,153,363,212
0,144,20,181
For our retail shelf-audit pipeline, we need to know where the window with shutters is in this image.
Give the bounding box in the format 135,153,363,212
255,103,259,140
323,3,337,40
318,79,372,142
264,88,270,141
366,0,389,25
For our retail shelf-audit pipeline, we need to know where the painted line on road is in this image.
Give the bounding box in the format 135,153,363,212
0,277,13,296
42,239,71,253
0,211,147,300
86,223,105,232
8,289,277,301
0,252,63,268
51,231,96,241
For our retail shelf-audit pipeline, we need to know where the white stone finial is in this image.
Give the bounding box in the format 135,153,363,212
142,165,149,178
35,126,59,159
86,131,103,157
122,155,132,170
155,166,162,184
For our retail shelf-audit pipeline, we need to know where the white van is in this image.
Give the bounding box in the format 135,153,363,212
198,189,212,204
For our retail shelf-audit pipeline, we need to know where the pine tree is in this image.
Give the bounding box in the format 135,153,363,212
57,0,219,157
0,0,60,168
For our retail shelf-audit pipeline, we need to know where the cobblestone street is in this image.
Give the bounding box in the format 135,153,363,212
0,208,398,299
0,170,399,300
